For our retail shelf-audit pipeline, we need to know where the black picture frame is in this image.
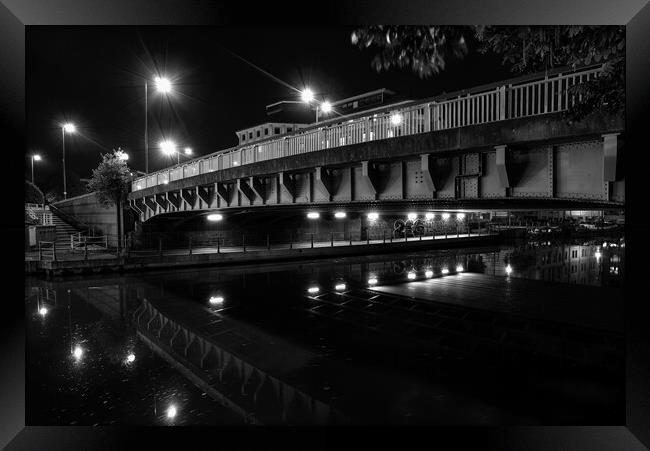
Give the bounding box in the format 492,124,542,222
3,1,649,448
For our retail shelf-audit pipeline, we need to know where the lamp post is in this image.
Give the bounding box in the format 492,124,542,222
145,76,172,174
30,154,42,184
61,123,76,200
160,141,193,165
300,88,334,124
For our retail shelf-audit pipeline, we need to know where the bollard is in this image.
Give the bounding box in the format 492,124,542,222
457,227,459,238
390,233,393,243
367,233,369,245
38,242,42,261
189,236,192,255
445,230,448,239
242,235,246,252
311,234,314,249
349,233,352,246
217,238,220,254
159,237,162,257
331,232,334,247
84,237,88,260
383,230,386,244
267,234,270,250
53,241,57,261
419,233,422,241
468,224,471,237
289,233,293,249
405,234,408,242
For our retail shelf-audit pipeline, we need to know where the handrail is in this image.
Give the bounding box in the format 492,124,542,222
131,64,603,193
49,203,96,234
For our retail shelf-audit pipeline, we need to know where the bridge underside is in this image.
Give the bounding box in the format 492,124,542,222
129,113,624,224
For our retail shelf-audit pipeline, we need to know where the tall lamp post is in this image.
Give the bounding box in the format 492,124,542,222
300,88,333,123
61,123,76,200
145,76,172,174
160,141,192,165
30,154,42,184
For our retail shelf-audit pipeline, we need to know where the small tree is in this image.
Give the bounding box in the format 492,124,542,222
87,150,131,252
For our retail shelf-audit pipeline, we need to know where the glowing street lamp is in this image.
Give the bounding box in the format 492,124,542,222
407,213,417,221
126,353,136,363
390,113,403,126
61,123,76,199
425,213,434,221
505,264,513,276
184,147,193,155
166,404,177,419
320,101,332,113
207,214,223,222
307,212,320,219
30,154,42,184
300,88,314,103
425,270,434,278
367,212,379,221
442,213,450,221
38,307,48,316
144,75,173,173
209,296,224,305
407,271,416,280
160,140,176,156
334,211,346,219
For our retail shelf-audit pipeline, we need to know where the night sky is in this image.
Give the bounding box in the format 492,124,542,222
26,26,511,194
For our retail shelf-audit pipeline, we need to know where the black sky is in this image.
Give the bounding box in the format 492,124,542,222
27,26,510,193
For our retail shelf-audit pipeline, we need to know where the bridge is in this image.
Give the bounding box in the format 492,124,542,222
128,65,624,231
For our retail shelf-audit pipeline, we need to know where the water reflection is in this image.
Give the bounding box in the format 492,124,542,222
26,235,625,425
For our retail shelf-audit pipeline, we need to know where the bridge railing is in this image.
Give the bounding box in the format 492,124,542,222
131,65,602,192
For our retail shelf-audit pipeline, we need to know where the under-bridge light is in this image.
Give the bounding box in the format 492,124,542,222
368,277,378,285
456,265,464,272
407,271,416,280
442,213,450,221
209,296,224,305
407,213,417,221
72,345,84,360
307,212,320,219
425,213,434,220
425,270,434,278
457,213,466,220
335,283,346,291
166,404,177,419
505,264,513,275
307,286,320,294
38,307,48,316
367,212,379,221
126,353,136,363
334,211,346,219
207,214,223,222
441,268,450,275
390,113,403,126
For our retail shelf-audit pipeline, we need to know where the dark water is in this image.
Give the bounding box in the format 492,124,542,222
26,235,625,425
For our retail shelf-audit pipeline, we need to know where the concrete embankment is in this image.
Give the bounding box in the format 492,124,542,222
26,234,498,277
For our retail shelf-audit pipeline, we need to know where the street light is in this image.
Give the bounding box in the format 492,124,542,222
184,147,192,155
30,154,42,184
61,123,76,199
300,88,314,103
145,75,172,174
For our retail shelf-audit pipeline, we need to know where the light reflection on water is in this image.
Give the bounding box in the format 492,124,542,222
26,236,624,425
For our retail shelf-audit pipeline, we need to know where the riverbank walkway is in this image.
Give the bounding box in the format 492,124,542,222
26,232,498,276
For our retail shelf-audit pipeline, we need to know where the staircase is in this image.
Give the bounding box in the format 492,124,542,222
50,210,84,247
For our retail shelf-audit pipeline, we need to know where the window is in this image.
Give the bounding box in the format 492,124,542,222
287,127,292,132
249,132,253,139
274,127,280,134
256,130,260,137
241,134,246,142
264,128,269,135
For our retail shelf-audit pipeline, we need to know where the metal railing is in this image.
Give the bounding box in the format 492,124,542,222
25,204,53,225
131,65,602,192
126,225,496,258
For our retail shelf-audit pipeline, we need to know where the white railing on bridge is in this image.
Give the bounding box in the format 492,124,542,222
132,66,602,192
